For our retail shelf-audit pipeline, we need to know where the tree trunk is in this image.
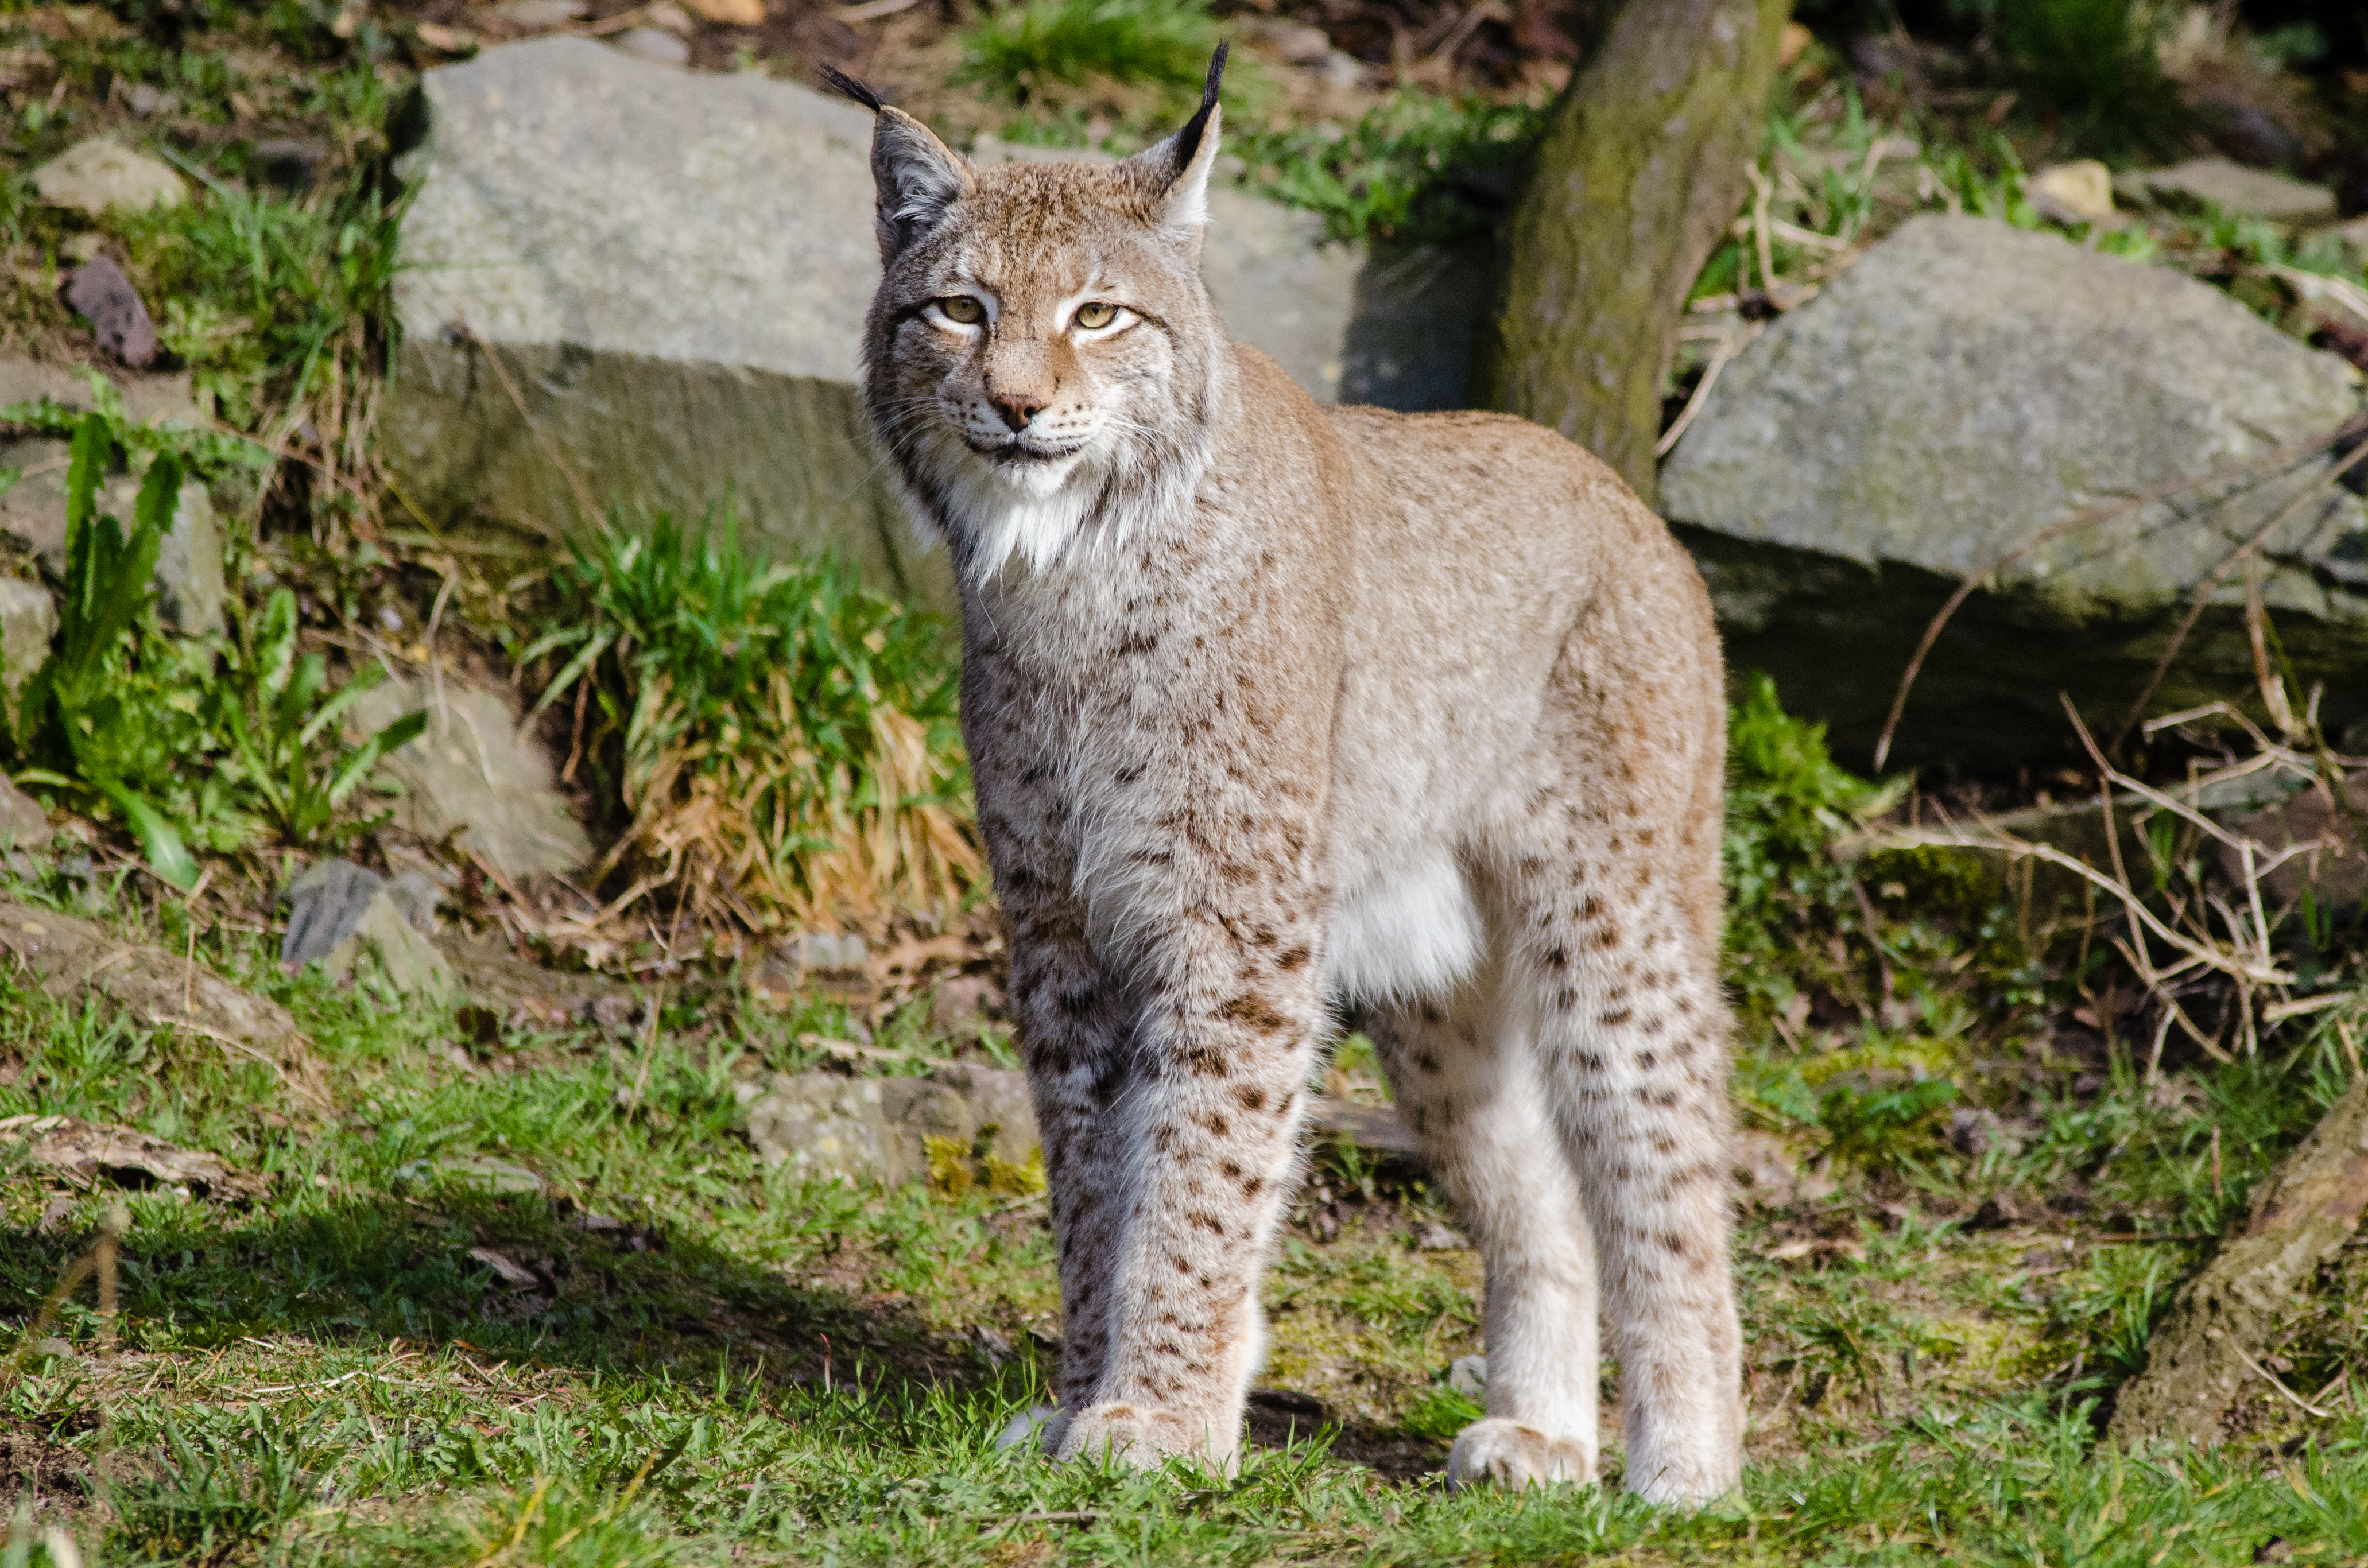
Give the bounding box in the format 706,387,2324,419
2108,1073,2368,1449
1476,0,1789,505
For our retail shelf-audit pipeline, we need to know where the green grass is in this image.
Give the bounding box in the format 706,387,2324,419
957,0,1225,104
0,857,2361,1563
1234,91,1549,244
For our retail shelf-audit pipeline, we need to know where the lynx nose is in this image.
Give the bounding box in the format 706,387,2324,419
989,390,1046,432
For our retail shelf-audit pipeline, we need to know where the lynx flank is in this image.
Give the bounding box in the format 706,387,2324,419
829,51,1742,1503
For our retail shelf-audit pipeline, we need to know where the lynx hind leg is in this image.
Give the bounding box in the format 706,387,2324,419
1367,981,1600,1491
1512,814,1742,1501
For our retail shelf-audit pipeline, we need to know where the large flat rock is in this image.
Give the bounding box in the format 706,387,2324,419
381,39,1482,614
1658,215,2368,766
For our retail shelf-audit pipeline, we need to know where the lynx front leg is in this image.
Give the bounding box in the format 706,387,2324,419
1367,977,1599,1491
999,868,1137,1438
1050,891,1331,1471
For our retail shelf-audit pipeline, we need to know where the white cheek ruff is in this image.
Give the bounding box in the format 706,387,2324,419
1326,853,1484,1007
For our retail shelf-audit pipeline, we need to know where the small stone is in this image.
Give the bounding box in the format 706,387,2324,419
2113,157,2336,225
743,1065,1038,1185
931,974,1000,1030
328,893,455,1000
126,83,175,118
1413,1221,1470,1252
0,578,55,728
2027,160,2117,226
0,770,48,857
250,138,329,193
1448,1354,1487,1396
30,138,188,217
150,473,224,637
282,858,454,1000
61,257,160,369
393,1154,544,1196
791,930,867,972
281,859,384,970
467,1245,540,1287
383,870,445,933
613,26,688,65
345,677,592,880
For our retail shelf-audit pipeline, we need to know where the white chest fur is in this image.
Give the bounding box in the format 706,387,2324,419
1324,850,1484,1007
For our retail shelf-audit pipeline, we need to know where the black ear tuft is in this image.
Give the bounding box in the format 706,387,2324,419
816,64,887,113
1169,42,1228,173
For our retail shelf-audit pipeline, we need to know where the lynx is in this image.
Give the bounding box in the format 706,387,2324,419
828,50,1742,1502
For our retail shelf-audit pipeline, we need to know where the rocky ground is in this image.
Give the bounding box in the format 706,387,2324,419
2,1,2367,1564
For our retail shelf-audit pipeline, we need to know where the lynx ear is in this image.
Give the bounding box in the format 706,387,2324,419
818,65,974,261
1126,43,1227,243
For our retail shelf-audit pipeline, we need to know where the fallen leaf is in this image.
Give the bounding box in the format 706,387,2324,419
467,1247,540,1288
414,21,478,52
681,0,766,22
0,1113,262,1201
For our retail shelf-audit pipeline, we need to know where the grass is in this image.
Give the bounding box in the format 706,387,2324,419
957,0,1225,108
520,511,980,934
1234,91,1549,244
0,895,2364,1563
0,665,2361,1562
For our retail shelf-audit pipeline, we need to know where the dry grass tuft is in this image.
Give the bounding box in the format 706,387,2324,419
524,511,981,936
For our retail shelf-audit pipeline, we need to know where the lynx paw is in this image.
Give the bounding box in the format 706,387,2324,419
1053,1403,1230,1472
1445,1419,1594,1492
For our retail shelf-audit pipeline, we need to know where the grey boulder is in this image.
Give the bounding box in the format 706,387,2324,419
1658,215,2367,766
381,39,1485,615
2113,157,2337,225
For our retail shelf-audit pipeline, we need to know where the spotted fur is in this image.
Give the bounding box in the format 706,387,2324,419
840,53,1742,1501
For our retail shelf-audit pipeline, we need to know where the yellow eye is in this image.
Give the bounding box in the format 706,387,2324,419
1075,301,1118,330
938,296,984,325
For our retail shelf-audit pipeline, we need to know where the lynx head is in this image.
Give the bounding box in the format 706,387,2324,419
829,51,1234,583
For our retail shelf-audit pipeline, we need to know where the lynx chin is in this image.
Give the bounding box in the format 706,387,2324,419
826,48,1742,1503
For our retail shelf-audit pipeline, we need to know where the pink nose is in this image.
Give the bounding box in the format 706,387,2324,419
991,391,1045,432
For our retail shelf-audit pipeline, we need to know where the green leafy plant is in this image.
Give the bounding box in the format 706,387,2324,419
524,510,979,930
1724,672,1889,951
13,414,425,872
1815,1076,1958,1168
218,588,425,844
14,418,200,886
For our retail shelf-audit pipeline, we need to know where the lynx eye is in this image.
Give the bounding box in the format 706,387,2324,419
936,296,985,325
1073,301,1119,330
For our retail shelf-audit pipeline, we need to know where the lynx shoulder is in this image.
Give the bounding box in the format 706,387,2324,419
832,49,1742,1503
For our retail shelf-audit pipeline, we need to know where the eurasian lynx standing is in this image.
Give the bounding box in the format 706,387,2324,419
827,50,1742,1502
